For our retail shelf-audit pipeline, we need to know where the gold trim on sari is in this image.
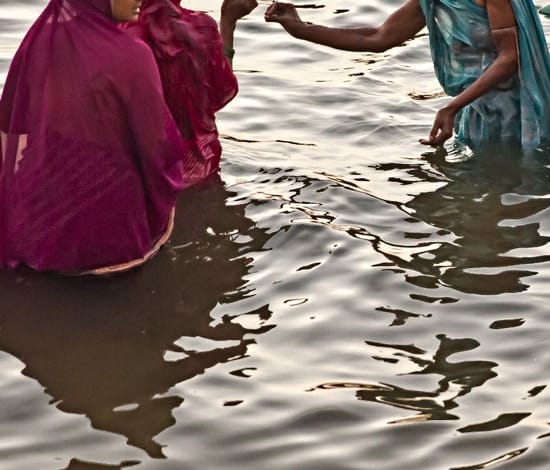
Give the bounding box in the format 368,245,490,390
79,208,175,276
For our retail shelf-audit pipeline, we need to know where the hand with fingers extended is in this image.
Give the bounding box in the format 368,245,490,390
419,105,458,147
264,2,303,33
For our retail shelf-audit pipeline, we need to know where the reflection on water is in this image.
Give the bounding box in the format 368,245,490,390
227,145,550,469
256,145,550,297
0,178,273,466
2,1,550,469
396,146,550,295
311,334,498,423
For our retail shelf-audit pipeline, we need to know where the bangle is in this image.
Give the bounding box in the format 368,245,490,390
222,44,235,59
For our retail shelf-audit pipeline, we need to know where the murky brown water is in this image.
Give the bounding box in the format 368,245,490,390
1,1,550,468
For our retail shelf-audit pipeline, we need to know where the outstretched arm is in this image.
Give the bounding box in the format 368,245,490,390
220,0,259,68
420,0,519,146
264,0,425,52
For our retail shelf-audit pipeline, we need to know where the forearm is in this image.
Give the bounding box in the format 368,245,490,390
219,17,237,68
285,22,386,52
219,0,258,68
267,0,425,53
220,16,237,48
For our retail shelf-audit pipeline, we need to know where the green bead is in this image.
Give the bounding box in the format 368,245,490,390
540,4,550,15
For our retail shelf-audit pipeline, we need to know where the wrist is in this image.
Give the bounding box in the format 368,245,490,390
443,102,461,114
222,43,235,59
285,19,307,38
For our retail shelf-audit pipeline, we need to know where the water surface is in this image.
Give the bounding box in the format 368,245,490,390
1,1,550,469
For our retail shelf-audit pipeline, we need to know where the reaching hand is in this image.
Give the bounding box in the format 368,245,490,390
264,2,303,29
419,106,458,147
222,0,259,24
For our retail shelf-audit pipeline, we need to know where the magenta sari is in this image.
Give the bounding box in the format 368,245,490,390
125,0,239,182
0,0,234,274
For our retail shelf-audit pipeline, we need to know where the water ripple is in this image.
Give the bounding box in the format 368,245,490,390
2,1,550,469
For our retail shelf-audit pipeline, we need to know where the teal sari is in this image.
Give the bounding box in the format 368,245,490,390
418,0,550,150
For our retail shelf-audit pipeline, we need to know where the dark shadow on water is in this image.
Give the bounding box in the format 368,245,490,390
63,459,140,470
310,333,498,423
379,144,550,295
0,177,273,465
250,144,550,297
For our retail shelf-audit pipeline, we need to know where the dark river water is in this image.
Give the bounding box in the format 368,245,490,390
1,1,550,468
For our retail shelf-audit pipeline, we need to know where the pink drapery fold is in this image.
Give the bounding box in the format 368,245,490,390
0,0,188,272
124,0,239,185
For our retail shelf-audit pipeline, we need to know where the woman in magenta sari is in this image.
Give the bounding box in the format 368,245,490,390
0,0,256,274
124,0,250,185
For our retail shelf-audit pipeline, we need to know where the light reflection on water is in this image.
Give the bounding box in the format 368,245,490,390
1,1,550,469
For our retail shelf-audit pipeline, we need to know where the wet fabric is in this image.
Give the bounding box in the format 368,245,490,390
418,0,550,149
0,0,187,273
125,0,238,183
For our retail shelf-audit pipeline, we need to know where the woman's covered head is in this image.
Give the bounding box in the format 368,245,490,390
110,0,142,22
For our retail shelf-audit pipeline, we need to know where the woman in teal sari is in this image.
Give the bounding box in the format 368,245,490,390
265,0,550,150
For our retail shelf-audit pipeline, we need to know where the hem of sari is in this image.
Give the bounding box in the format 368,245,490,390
77,208,175,276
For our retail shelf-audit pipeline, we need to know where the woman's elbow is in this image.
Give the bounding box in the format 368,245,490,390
494,32,520,77
370,43,392,53
358,38,392,53
499,51,519,77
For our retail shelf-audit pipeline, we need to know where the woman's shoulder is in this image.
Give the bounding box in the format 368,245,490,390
141,0,219,31
179,6,218,26
111,30,158,70
125,4,222,60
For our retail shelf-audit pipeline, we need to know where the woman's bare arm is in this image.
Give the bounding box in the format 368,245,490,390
220,0,258,68
420,0,519,146
265,0,426,53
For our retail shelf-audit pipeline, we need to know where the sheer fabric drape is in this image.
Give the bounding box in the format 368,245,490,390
419,0,550,149
0,0,187,272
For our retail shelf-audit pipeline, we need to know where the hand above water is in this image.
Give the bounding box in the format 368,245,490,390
419,105,458,147
264,2,303,31
222,0,259,24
